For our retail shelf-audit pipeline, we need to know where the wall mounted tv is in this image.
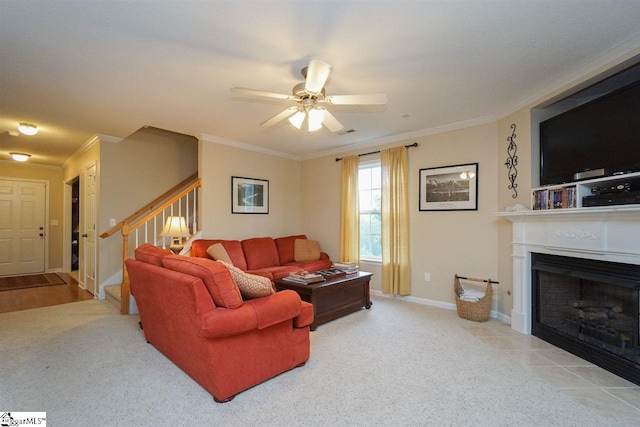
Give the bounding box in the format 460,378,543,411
539,79,640,186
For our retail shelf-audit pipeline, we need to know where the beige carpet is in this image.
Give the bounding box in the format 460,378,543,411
0,298,636,426
0,273,65,292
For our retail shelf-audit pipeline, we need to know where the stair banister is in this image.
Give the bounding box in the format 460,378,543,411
101,174,201,314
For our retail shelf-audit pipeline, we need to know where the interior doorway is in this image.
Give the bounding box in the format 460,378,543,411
70,178,80,282
0,178,47,276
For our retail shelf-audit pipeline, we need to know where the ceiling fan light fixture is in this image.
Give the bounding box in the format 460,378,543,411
307,108,324,132
18,123,38,136
288,110,305,129
10,152,31,162
460,171,475,180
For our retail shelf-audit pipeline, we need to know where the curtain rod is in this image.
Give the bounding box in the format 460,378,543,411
335,142,418,162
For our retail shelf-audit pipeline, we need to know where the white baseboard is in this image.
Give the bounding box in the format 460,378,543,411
370,289,511,324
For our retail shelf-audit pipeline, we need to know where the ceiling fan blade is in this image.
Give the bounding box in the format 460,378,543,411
260,106,299,127
320,108,344,132
324,94,388,105
231,87,294,101
304,60,332,94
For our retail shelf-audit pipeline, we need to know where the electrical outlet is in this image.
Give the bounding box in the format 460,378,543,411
424,272,431,282
109,218,117,227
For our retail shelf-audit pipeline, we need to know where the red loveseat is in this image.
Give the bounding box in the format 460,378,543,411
190,234,332,279
125,244,314,402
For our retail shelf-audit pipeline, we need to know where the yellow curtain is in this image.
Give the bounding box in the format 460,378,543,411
339,155,360,263
381,147,411,295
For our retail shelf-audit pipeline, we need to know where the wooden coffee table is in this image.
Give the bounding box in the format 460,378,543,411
274,272,373,330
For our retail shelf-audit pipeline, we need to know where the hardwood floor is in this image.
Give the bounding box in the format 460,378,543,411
0,272,94,314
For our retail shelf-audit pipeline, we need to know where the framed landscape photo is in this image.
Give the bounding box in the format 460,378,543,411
419,163,478,211
231,176,269,214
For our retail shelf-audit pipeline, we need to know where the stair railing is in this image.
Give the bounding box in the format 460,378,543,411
100,173,201,314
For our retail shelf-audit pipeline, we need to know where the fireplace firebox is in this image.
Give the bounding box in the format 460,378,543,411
532,253,640,385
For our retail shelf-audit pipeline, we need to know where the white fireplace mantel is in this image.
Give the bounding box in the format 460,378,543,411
498,205,640,334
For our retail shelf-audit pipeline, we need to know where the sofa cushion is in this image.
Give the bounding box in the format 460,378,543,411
134,243,173,266
191,239,248,271
207,243,233,265
274,234,307,265
218,260,275,300
294,239,321,262
162,255,243,309
241,237,280,270
289,259,333,273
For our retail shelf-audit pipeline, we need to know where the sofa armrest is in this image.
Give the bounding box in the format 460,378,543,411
294,301,314,328
200,290,303,339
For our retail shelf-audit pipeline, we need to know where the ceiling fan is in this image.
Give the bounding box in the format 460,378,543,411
231,59,387,133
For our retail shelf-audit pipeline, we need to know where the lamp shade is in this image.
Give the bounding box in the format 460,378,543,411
307,108,324,132
160,216,190,238
288,110,305,129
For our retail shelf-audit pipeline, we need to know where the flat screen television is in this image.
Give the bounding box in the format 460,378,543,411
539,80,640,186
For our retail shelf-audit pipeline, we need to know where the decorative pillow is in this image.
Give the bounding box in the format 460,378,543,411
162,255,242,308
206,243,233,265
294,239,321,262
275,234,307,264
218,260,275,300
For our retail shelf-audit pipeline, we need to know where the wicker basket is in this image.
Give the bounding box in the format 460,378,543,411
454,274,494,322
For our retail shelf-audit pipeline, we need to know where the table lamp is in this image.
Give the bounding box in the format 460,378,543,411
160,216,190,254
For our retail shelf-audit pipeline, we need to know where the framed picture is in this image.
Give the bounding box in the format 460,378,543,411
231,176,269,214
419,163,478,211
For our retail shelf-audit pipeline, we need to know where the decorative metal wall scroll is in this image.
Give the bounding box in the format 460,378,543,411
504,123,518,198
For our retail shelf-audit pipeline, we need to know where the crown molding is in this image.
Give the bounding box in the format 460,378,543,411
301,115,496,161
199,133,302,161
62,133,121,169
496,32,640,120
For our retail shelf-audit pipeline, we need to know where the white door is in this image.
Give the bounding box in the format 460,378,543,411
83,164,97,295
0,179,46,276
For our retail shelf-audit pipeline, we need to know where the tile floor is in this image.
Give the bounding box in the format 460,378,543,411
462,321,640,420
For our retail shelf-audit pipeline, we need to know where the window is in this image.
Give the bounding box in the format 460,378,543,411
359,162,381,260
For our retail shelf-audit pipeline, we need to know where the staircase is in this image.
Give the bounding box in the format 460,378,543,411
100,173,201,314
104,284,121,310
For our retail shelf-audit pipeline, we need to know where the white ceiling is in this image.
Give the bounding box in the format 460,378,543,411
2,1,640,166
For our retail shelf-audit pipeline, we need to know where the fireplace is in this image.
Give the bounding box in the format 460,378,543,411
532,253,640,385
499,206,640,384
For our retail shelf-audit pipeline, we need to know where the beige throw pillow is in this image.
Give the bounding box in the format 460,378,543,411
218,261,275,300
206,243,233,265
294,239,321,262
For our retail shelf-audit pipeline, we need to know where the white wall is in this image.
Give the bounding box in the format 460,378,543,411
302,122,500,311
99,127,198,295
199,139,302,240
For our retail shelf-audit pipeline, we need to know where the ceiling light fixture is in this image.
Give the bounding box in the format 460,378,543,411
10,153,31,162
18,123,38,136
287,106,324,132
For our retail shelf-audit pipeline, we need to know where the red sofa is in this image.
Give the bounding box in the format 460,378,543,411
190,234,332,279
125,244,314,402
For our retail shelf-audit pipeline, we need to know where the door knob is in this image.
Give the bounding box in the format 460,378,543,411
39,233,45,237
